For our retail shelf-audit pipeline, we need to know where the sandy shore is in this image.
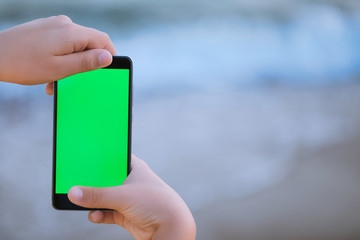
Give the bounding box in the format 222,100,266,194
195,132,360,240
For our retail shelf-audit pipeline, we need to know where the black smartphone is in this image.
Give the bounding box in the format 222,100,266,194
52,56,132,210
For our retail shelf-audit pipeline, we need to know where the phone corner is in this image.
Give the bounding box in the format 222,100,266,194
123,56,133,63
51,200,62,210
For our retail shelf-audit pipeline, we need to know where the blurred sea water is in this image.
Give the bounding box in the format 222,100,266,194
0,0,360,99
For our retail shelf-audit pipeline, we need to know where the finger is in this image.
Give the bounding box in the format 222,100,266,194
89,211,126,227
88,210,125,226
49,15,73,23
72,26,117,55
68,185,128,210
54,49,112,79
45,82,54,95
126,155,170,187
112,211,125,226
131,154,148,171
89,210,105,223
129,154,155,178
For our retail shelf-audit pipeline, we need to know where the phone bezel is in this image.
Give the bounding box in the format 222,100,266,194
52,56,133,210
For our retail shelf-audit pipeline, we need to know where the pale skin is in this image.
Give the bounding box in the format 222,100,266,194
68,155,196,240
0,16,196,240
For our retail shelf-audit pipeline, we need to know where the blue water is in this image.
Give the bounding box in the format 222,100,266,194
115,6,360,92
0,4,359,100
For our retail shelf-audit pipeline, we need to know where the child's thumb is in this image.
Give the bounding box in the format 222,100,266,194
68,185,124,210
56,49,112,78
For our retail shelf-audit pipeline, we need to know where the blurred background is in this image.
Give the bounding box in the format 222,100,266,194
1,0,360,239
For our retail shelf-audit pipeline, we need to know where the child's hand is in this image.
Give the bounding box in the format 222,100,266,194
68,155,196,240
0,15,116,85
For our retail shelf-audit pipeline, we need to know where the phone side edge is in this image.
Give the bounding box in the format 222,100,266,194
52,81,59,209
127,57,133,176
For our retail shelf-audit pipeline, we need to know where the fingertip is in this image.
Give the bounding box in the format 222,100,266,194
56,48,113,77
88,210,104,223
45,82,54,95
98,50,112,67
68,186,83,204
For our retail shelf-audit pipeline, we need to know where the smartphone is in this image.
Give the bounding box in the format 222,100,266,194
52,56,132,210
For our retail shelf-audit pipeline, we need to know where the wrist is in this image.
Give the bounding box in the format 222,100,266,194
152,208,196,240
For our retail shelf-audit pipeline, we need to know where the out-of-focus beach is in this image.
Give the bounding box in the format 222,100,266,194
1,0,360,239
1,83,360,239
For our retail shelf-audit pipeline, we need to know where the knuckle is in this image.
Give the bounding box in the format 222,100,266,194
48,15,75,33
89,188,102,205
55,15,72,23
104,32,111,40
101,32,111,42
48,60,66,80
81,54,96,70
137,158,149,168
60,21,76,33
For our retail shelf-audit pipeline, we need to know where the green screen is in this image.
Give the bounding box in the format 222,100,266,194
55,69,129,194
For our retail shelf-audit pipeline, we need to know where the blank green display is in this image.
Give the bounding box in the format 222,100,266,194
55,69,129,194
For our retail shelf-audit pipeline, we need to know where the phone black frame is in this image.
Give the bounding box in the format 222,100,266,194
52,56,133,210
